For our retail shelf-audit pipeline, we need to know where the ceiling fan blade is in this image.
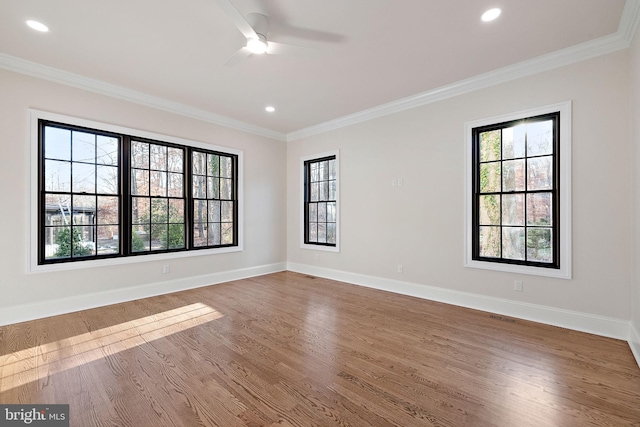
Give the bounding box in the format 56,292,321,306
214,0,258,40
224,47,252,67
267,41,315,56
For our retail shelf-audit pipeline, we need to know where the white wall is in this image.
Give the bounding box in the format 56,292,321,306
630,24,640,360
287,51,633,336
0,69,287,324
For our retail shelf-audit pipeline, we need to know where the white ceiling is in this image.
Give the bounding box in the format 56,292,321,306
0,0,636,140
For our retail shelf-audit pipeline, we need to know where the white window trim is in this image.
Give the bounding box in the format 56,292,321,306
463,101,572,279
300,150,340,252
28,109,244,274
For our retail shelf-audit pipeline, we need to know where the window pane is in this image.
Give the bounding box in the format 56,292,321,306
308,203,317,222
193,223,207,247
308,223,318,242
169,199,184,223
208,223,221,246
502,227,525,260
319,161,329,180
527,193,552,226
45,160,71,192
167,147,183,172
72,163,95,193
150,144,167,171
192,202,206,229
527,120,553,156
527,228,553,262
479,130,501,162
220,156,232,178
327,223,336,244
131,197,150,224
527,156,553,190
319,181,329,201
479,226,500,258
150,171,167,197
221,223,233,244
97,196,119,225
193,151,206,175
131,141,149,168
310,182,319,201
502,124,525,160
207,177,219,199
151,224,168,250
329,159,337,180
327,202,336,222
502,194,524,226
44,127,71,161
479,162,500,193
310,163,319,182
96,165,118,194
220,178,232,200
45,226,70,259
168,173,183,197
479,195,500,225
45,194,71,226
75,226,96,256
207,154,219,176
131,169,149,196
502,159,525,192
317,202,327,222
72,195,96,225
97,225,119,254
132,226,150,252
96,135,118,165
208,200,221,222
151,198,168,223
221,201,233,222
72,131,96,163
317,223,327,243
329,180,337,200
192,175,206,198
167,224,185,249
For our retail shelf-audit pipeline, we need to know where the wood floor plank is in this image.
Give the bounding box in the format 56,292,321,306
1,271,639,426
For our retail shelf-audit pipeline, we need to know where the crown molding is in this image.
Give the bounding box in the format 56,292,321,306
1,0,638,143
0,53,287,142
287,0,640,142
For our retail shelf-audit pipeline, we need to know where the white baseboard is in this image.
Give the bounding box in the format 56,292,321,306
0,262,287,327
630,322,640,369
287,262,631,341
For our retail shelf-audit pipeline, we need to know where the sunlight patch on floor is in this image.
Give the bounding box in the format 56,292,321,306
0,303,224,392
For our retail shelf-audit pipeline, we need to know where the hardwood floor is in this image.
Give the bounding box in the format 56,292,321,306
1,271,639,426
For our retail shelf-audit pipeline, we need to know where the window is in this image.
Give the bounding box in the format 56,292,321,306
464,102,571,279
33,111,241,270
301,151,339,251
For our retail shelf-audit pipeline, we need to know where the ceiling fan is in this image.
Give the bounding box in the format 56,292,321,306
214,0,313,66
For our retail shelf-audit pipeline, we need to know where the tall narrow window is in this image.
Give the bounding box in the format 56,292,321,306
130,140,186,253
303,153,338,248
472,112,560,268
191,150,237,248
41,123,120,261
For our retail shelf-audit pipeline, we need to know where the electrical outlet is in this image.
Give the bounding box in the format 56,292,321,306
163,265,170,274
514,280,523,292
397,264,403,274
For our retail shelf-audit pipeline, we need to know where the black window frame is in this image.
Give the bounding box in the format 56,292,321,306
37,119,238,266
471,112,560,269
303,155,337,247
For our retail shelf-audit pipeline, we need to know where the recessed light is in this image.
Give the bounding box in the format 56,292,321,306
26,20,49,32
481,8,501,22
265,106,276,113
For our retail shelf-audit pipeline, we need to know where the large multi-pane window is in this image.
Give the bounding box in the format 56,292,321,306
471,112,560,269
303,155,338,247
38,118,238,266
